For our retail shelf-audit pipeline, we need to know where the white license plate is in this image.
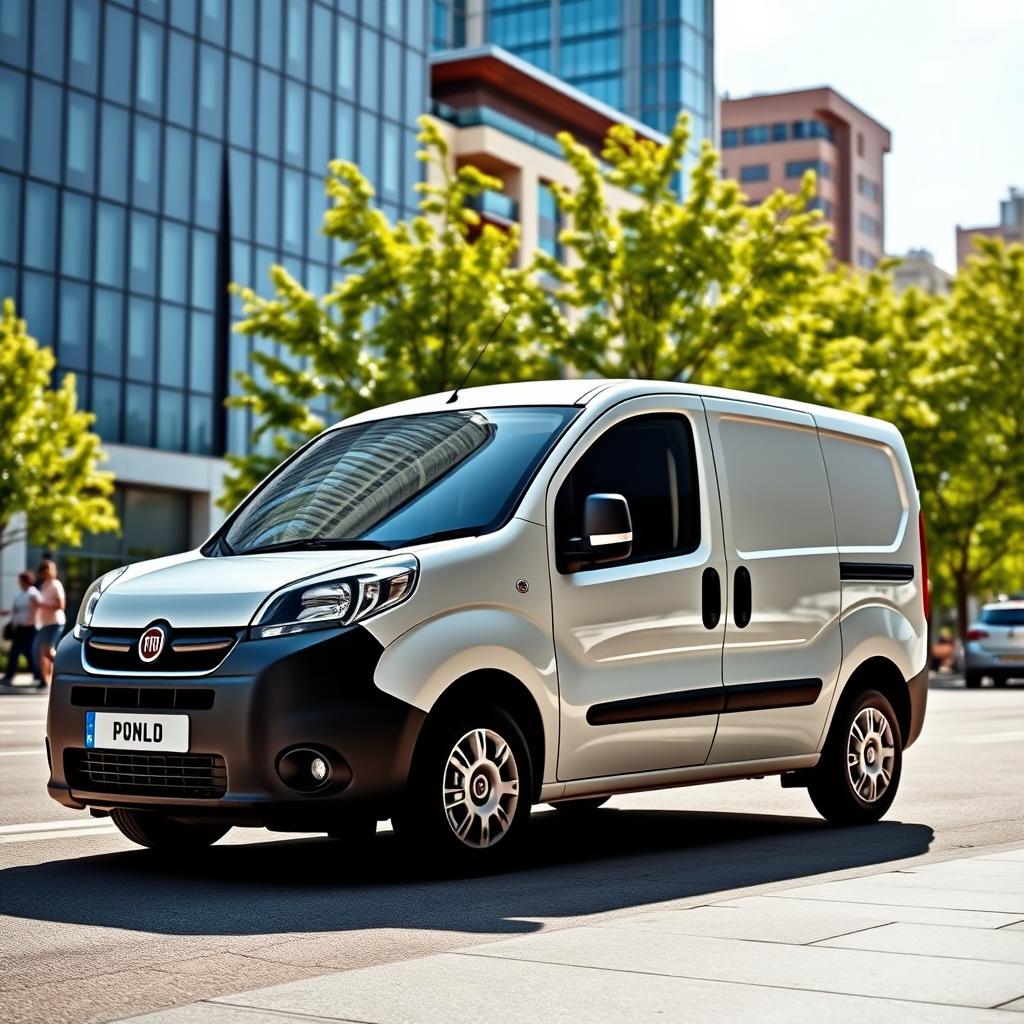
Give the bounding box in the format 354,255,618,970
85,711,190,752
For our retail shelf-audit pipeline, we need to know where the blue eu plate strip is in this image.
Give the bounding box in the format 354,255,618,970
84,710,96,749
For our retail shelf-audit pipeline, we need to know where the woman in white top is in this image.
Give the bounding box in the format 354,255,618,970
3,571,41,683
31,559,66,689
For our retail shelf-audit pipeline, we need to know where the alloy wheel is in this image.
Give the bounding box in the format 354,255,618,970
847,706,896,803
443,727,520,849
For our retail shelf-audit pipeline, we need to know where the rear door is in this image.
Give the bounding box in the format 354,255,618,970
549,394,728,781
702,398,843,764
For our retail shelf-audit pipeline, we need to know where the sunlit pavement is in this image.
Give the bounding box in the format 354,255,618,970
2,676,1023,1023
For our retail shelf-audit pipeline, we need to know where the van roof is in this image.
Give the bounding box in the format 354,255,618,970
338,379,900,441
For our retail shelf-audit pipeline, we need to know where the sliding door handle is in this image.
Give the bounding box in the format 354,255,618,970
701,567,721,630
734,566,752,629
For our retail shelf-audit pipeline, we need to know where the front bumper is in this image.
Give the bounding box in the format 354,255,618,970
46,625,425,829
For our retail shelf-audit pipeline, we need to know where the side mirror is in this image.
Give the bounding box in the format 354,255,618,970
563,493,633,570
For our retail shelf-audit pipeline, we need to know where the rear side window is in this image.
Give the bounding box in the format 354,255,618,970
980,608,1024,626
555,414,700,572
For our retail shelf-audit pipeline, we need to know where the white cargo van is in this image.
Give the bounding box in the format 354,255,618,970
47,380,929,865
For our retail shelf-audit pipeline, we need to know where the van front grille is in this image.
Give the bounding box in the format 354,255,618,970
65,749,227,799
84,628,242,674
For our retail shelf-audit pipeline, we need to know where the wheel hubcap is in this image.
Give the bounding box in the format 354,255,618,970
443,728,519,849
847,706,895,803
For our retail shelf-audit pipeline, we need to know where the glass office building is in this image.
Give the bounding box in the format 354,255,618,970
431,0,715,171
0,0,427,604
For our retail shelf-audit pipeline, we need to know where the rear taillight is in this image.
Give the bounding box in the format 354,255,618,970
966,628,989,642
918,509,931,622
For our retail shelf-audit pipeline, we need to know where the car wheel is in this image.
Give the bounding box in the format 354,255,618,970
395,703,532,871
110,808,229,851
550,796,610,814
965,671,983,689
808,689,903,826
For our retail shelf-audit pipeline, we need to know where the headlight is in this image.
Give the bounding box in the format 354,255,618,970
73,566,128,638
251,555,419,639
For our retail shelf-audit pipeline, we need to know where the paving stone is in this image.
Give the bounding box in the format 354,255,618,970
460,923,1024,1007
595,902,891,944
780,878,1024,914
818,921,1024,963
747,894,1023,930
199,954,1015,1024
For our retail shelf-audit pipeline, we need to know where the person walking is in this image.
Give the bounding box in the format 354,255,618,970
2,571,40,684
31,560,66,690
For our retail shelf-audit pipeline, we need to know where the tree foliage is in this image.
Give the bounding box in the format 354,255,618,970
0,300,119,558
541,116,833,387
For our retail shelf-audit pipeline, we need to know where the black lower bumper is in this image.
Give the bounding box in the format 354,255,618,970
904,663,929,749
46,626,426,829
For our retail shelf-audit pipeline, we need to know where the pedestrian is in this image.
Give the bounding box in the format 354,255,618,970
2,571,40,684
31,559,66,690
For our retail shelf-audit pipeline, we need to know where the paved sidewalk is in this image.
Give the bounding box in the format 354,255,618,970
124,843,1024,1023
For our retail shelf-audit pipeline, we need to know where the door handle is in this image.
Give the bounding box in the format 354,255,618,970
701,567,721,629
734,566,752,629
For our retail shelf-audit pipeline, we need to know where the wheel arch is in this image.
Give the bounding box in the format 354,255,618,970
424,669,547,802
831,655,911,747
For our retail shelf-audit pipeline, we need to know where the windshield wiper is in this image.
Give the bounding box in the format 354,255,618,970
396,527,480,547
239,537,394,555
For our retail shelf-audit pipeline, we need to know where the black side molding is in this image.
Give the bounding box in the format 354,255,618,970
586,678,823,727
587,685,725,726
840,562,915,583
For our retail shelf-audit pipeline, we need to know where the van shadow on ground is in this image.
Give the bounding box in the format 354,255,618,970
0,807,933,940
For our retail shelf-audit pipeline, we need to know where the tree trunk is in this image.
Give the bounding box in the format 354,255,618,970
955,569,972,642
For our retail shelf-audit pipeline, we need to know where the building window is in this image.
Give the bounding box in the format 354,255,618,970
857,248,877,269
538,182,562,261
741,124,769,146
807,196,835,219
771,121,787,142
857,174,880,202
858,213,881,238
786,159,831,181
721,128,738,149
740,163,769,183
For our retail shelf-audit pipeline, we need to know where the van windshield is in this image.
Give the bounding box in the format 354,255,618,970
218,407,577,555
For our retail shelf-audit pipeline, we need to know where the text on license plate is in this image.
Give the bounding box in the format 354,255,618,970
85,711,190,752
999,654,1024,662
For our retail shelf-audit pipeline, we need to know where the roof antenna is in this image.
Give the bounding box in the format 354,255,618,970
446,305,512,405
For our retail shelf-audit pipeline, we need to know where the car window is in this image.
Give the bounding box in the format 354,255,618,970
555,413,701,572
980,608,1024,626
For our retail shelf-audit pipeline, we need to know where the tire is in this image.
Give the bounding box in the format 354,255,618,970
965,671,983,689
808,689,903,826
110,808,229,851
394,703,533,871
550,796,610,814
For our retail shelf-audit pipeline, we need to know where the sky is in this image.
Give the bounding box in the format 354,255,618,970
714,0,1024,273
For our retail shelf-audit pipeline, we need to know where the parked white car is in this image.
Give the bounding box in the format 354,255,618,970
964,601,1024,688
47,380,930,867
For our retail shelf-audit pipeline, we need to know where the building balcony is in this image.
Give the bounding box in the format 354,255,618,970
466,189,520,227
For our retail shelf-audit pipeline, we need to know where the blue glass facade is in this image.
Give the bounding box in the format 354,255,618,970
432,0,714,170
0,0,428,460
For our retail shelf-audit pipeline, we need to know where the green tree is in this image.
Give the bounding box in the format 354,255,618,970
222,116,564,510
539,113,833,386
0,299,119,567
917,240,1024,636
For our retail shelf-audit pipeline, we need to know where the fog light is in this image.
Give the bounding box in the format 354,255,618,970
310,756,329,783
